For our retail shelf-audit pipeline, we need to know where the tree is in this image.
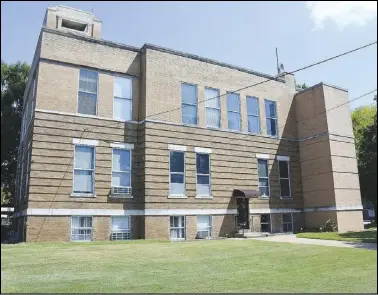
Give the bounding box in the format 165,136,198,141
296,83,308,90
1,61,30,205
352,97,377,222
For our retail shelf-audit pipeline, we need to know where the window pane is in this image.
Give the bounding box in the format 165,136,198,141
182,105,197,125
248,115,259,133
247,96,259,115
261,214,270,223
78,92,97,115
170,182,185,195
206,108,220,128
265,100,277,118
279,161,289,178
75,146,94,169
259,186,269,197
205,88,220,108
259,178,269,187
79,69,97,93
114,77,132,98
267,118,277,136
112,172,131,187
170,174,184,184
227,93,240,112
196,154,209,174
257,160,268,177
197,183,210,196
228,112,241,131
114,97,132,121
197,215,210,228
283,214,292,223
74,170,93,193
170,151,184,173
112,216,130,231
181,84,197,104
280,179,290,197
112,149,131,172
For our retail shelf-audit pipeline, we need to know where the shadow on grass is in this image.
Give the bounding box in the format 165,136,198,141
339,230,377,243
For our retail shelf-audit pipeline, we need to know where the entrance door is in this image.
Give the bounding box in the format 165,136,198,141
236,198,249,229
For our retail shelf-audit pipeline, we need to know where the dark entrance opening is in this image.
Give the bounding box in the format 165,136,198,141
233,189,261,230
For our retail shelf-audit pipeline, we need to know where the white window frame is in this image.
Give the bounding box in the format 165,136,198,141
282,213,293,233
205,87,221,129
113,75,133,121
246,96,260,134
227,92,241,131
257,159,270,198
265,99,278,137
77,68,98,116
181,83,198,126
278,160,291,198
111,216,131,240
197,215,212,239
169,150,186,198
111,148,132,195
170,216,186,240
72,145,96,197
260,214,271,233
71,216,93,242
195,152,212,198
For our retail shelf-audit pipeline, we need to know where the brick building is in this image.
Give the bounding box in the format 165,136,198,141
14,5,364,242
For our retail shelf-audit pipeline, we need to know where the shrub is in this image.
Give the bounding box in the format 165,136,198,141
319,219,338,232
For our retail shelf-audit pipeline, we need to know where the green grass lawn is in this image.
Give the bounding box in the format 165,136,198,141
296,228,377,244
1,239,377,293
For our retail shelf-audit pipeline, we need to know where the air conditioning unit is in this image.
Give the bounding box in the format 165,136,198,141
111,187,132,196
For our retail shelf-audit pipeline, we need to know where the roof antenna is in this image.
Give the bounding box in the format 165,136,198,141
276,47,280,75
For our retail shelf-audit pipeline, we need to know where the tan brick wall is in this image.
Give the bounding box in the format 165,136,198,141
145,216,169,239
93,216,110,241
26,216,70,242
337,211,364,233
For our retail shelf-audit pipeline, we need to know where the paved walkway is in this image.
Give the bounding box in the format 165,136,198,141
252,234,377,250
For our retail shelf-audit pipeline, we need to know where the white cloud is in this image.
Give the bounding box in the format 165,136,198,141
307,1,377,30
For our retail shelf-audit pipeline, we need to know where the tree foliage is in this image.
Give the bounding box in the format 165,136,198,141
1,61,30,205
352,97,377,221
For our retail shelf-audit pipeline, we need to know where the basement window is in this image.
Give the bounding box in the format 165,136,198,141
61,19,88,32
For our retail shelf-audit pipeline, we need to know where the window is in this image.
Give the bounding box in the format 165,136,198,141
282,214,293,232
170,216,185,239
78,69,98,115
197,215,211,239
114,76,132,121
71,216,93,241
227,93,241,131
261,214,271,232
111,216,131,240
181,83,197,125
169,151,185,196
62,19,88,32
112,149,131,194
247,96,260,134
257,159,269,197
73,146,95,194
279,160,291,198
265,100,278,136
205,88,220,128
196,153,211,196
24,148,31,199
21,78,36,141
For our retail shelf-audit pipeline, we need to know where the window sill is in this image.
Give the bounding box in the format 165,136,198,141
280,197,293,200
168,195,187,199
71,193,96,198
259,196,270,200
110,194,133,199
195,196,213,199
170,238,185,241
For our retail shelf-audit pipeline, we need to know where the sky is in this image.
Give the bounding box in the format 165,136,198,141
1,1,377,109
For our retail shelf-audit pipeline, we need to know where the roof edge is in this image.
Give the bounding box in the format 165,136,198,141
295,82,348,96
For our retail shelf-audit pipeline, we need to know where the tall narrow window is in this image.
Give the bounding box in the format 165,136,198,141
78,69,98,115
197,215,211,239
261,214,271,233
181,83,197,125
73,146,95,194
282,213,293,232
112,149,131,195
111,216,131,240
257,159,269,197
227,93,241,131
196,153,211,197
265,100,278,136
169,151,185,196
71,216,93,241
279,160,291,198
114,76,132,121
247,96,260,134
170,216,185,240
205,88,220,128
